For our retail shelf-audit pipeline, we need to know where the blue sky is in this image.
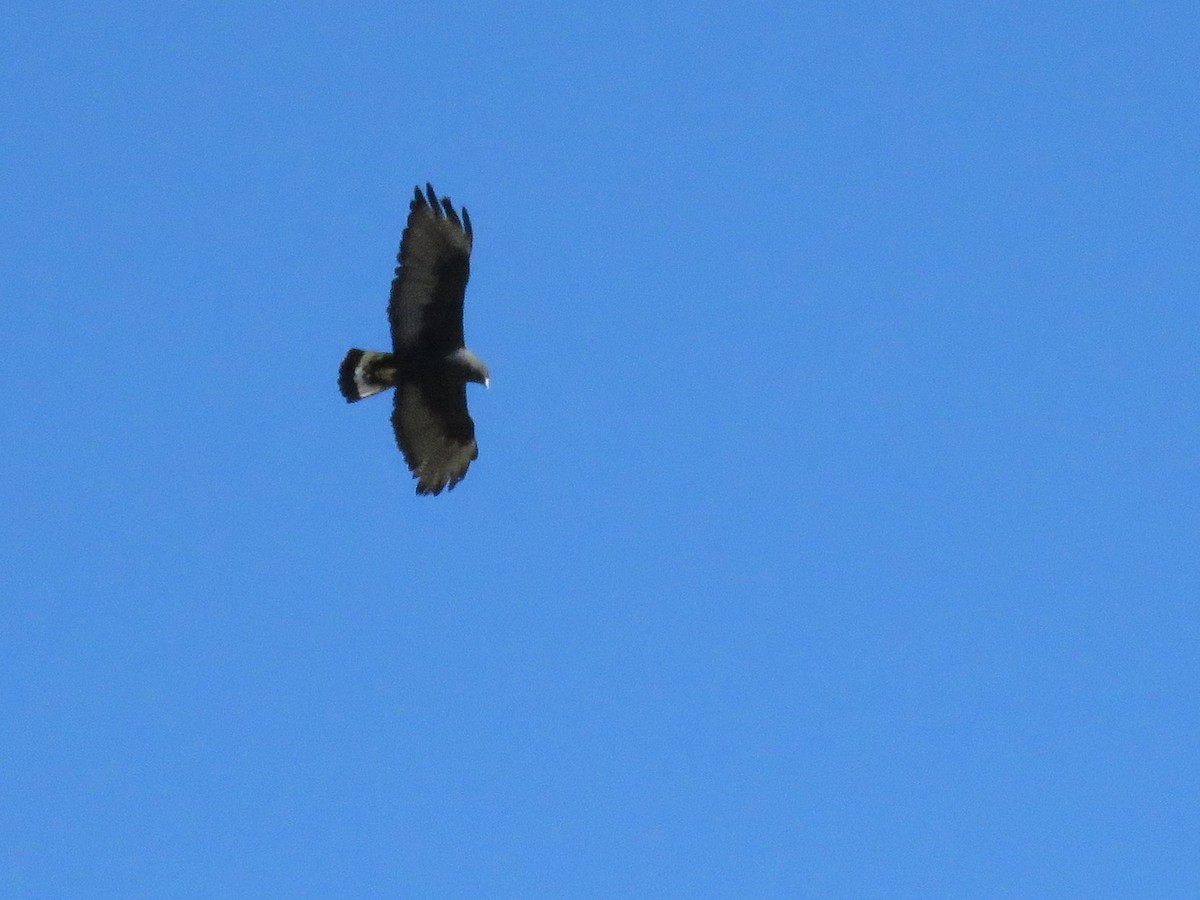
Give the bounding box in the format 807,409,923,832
4,1,1198,896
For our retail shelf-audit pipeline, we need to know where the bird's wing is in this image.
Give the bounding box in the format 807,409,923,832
391,374,478,495
388,183,473,355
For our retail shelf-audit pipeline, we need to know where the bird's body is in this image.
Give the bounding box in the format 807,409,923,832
339,184,489,496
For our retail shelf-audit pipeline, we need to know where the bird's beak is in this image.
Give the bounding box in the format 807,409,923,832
484,377,491,389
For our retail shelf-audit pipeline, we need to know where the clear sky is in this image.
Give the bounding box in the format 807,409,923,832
4,1,1198,896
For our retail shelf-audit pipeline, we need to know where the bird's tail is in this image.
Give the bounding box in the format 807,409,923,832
339,349,397,402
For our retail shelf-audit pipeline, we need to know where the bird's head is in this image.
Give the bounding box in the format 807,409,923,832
468,357,491,390
448,348,490,388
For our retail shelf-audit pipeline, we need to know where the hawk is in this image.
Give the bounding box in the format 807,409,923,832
339,183,490,495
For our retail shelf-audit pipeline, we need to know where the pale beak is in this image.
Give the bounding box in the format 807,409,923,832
484,377,491,389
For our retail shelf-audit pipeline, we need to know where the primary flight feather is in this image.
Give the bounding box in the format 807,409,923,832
339,183,490,496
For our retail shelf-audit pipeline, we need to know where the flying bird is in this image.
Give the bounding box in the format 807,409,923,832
339,183,490,495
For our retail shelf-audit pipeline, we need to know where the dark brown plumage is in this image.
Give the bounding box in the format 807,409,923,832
339,184,490,495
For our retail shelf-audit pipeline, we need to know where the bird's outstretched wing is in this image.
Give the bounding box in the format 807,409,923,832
391,375,478,495
388,183,473,355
